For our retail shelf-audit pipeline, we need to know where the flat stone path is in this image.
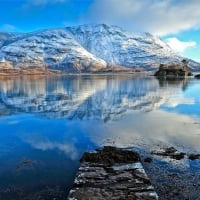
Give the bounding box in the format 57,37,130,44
67,146,158,200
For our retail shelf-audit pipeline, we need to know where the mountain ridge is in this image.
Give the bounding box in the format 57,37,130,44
0,24,199,72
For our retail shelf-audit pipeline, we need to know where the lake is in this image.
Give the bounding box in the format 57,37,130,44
0,74,199,200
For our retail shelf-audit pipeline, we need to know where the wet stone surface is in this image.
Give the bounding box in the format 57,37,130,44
141,146,200,200
151,147,186,160
67,146,158,200
150,146,200,161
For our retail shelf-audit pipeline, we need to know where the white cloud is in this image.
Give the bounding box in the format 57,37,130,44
85,110,200,151
165,95,195,107
23,137,79,160
165,37,197,53
83,0,200,35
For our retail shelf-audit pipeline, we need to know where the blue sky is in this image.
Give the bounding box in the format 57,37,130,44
0,0,200,62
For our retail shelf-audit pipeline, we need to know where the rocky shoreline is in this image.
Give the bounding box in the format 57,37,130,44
0,67,61,76
67,146,200,200
141,146,200,200
67,146,158,200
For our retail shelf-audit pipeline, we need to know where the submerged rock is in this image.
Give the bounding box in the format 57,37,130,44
68,146,158,200
194,74,200,79
144,157,153,163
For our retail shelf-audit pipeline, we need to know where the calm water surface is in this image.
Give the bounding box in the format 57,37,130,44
0,74,200,199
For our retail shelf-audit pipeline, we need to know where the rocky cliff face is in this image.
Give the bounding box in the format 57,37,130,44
0,24,199,72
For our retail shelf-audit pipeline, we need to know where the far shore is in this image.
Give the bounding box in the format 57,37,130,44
1,67,200,78
0,67,151,77
0,67,61,77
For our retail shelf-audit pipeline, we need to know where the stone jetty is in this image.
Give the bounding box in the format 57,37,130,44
67,146,158,200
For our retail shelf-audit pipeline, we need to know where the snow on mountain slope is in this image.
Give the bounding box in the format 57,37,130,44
0,32,26,48
0,24,199,72
0,29,107,72
67,24,182,69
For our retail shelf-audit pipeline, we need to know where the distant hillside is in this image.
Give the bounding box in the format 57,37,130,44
0,24,199,72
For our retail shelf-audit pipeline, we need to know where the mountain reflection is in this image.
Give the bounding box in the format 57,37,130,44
157,77,190,91
0,75,191,121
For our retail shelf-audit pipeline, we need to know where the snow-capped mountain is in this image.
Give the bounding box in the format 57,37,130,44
0,32,26,48
67,25,180,69
0,29,107,72
0,24,199,72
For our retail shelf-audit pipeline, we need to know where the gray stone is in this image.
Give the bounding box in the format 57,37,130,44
67,146,158,200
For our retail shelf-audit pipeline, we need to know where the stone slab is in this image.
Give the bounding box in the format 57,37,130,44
67,146,158,200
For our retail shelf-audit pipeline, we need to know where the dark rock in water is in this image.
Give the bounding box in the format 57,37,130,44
81,146,140,165
151,147,185,160
194,74,200,79
188,154,200,160
144,157,153,163
154,62,192,77
68,146,158,200
170,153,185,160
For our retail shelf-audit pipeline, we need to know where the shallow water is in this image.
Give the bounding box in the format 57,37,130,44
0,74,199,199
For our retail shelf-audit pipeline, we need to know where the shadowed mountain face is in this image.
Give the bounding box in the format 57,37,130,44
0,75,190,122
0,24,199,72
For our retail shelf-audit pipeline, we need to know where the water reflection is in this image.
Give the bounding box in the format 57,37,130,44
0,75,200,151
156,77,190,91
0,75,195,121
0,75,199,199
